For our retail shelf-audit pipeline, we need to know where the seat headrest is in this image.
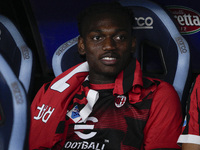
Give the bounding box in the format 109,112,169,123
0,15,33,93
52,36,84,76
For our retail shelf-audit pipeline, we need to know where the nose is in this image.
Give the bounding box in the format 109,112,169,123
102,38,116,51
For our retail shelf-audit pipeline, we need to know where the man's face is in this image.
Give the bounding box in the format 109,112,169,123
78,12,135,83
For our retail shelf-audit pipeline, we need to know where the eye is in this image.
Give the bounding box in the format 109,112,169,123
115,35,126,41
92,36,102,41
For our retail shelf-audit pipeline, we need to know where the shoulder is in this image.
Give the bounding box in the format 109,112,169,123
143,78,182,149
145,77,181,108
157,80,176,93
144,77,176,94
41,63,84,92
149,77,177,95
192,74,200,91
196,74,200,83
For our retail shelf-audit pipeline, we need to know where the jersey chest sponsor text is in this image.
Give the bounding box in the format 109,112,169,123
64,116,106,150
64,141,105,150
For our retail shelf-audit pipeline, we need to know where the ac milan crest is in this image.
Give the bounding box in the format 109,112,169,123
115,95,127,108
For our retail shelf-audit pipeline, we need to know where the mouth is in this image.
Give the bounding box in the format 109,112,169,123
102,57,116,61
101,56,118,65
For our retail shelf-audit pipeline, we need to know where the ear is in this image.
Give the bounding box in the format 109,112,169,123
78,36,86,55
131,38,136,53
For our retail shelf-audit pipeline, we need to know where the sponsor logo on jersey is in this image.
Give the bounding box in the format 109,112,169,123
33,104,55,123
167,6,200,34
133,17,153,29
115,95,126,108
75,117,98,139
64,117,106,149
64,141,105,150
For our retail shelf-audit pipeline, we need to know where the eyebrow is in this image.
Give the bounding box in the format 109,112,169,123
88,28,130,34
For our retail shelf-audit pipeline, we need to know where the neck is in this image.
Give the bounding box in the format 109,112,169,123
88,74,116,84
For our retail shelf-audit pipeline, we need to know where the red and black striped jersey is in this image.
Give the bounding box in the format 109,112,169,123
63,81,182,150
29,59,182,150
178,75,200,145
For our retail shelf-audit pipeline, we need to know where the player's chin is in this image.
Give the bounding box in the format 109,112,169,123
101,67,122,77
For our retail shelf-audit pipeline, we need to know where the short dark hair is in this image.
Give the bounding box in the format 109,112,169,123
77,1,134,37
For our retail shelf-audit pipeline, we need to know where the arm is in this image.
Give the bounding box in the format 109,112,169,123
143,81,183,149
177,75,200,146
182,143,200,150
29,83,51,150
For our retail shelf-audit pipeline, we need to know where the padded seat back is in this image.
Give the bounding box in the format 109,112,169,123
0,54,29,150
0,15,33,94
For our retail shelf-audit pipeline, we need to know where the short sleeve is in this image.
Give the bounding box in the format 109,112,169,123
143,81,182,149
